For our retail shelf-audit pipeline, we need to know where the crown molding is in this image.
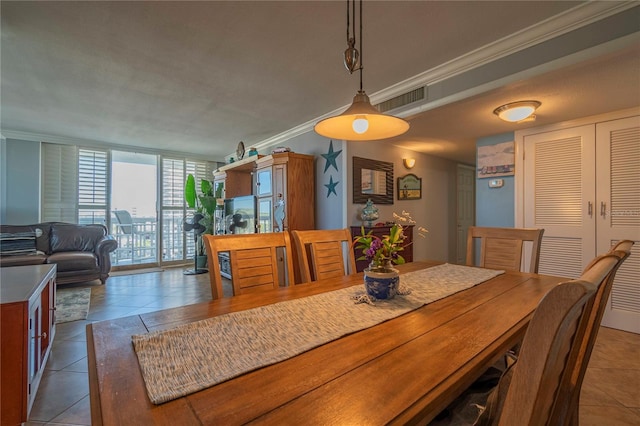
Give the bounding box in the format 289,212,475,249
0,129,222,162
253,1,638,150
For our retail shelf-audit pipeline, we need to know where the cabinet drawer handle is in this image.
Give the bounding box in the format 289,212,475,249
601,201,607,218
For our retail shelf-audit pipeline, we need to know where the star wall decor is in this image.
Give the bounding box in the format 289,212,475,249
324,175,339,197
321,140,342,173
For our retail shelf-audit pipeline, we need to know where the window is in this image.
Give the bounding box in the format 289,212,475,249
78,148,109,225
161,158,214,262
41,142,216,266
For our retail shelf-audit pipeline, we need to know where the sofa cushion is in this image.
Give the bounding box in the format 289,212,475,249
0,253,48,267
47,252,98,272
50,224,106,253
0,230,41,255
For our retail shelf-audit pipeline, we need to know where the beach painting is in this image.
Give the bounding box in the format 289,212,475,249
477,141,515,178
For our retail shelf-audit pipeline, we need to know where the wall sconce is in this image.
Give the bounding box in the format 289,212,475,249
493,100,541,123
403,158,416,169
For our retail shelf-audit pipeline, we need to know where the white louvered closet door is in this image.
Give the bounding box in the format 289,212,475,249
596,116,640,333
523,125,597,279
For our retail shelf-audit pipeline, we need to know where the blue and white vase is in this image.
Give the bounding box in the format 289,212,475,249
364,262,399,300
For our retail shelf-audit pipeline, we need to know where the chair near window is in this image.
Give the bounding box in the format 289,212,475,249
290,229,357,283
202,232,296,300
113,210,156,264
476,251,626,426
465,226,544,273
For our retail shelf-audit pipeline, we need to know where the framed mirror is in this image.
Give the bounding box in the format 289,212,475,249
353,156,394,204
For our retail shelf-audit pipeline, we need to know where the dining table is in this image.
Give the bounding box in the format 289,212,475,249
86,260,566,425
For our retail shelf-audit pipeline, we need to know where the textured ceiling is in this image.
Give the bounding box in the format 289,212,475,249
1,1,639,164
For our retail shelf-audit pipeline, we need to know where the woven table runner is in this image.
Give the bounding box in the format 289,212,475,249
132,263,503,404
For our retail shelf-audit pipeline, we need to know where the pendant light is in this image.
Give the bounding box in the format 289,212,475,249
314,0,409,141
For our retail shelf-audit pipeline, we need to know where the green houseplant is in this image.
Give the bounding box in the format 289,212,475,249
184,175,223,267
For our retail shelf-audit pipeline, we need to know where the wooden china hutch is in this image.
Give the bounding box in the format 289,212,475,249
213,152,315,283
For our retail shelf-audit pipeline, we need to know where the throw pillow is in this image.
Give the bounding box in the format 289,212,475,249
0,230,40,255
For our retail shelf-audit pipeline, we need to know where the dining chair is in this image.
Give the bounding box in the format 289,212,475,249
202,232,296,300
475,251,626,426
549,240,634,426
290,229,357,282
466,226,544,273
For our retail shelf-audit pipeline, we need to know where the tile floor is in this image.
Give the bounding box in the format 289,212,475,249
26,267,640,425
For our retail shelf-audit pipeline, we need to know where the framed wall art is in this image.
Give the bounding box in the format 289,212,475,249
477,141,515,178
353,156,394,205
397,173,421,200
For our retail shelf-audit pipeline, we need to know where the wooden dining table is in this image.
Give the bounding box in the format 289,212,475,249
86,261,566,425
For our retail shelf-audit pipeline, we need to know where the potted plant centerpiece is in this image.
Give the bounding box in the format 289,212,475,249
353,211,427,299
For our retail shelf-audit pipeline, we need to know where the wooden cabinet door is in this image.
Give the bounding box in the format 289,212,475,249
273,164,287,231
596,116,640,333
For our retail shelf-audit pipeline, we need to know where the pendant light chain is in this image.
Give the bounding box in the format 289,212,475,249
344,0,360,74
358,0,363,92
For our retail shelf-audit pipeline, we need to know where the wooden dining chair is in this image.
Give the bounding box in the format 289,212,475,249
466,226,544,273
475,252,626,426
550,240,634,426
203,232,296,300
290,229,357,282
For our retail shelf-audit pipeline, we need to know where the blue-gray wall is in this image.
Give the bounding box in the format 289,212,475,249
3,139,41,224
1,138,6,224
267,131,345,231
475,132,515,227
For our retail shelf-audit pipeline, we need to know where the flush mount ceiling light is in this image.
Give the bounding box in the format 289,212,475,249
493,101,541,123
314,0,409,141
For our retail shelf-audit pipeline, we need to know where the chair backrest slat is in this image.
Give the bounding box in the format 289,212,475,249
466,226,544,273
291,229,356,283
203,232,295,299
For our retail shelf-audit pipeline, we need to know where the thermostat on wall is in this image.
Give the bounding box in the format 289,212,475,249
489,179,504,188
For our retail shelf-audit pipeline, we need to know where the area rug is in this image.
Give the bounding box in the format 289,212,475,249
56,288,91,323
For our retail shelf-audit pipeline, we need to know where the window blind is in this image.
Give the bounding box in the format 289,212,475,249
41,143,78,222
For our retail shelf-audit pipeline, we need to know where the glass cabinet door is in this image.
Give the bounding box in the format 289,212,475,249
256,168,272,197
258,198,272,233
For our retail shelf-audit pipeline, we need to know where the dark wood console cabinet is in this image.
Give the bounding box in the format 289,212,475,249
1,264,56,425
350,225,414,272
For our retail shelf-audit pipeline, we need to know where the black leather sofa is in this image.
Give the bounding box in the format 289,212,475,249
0,222,118,284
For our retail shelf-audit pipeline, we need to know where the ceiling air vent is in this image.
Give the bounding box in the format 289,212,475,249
375,86,425,113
